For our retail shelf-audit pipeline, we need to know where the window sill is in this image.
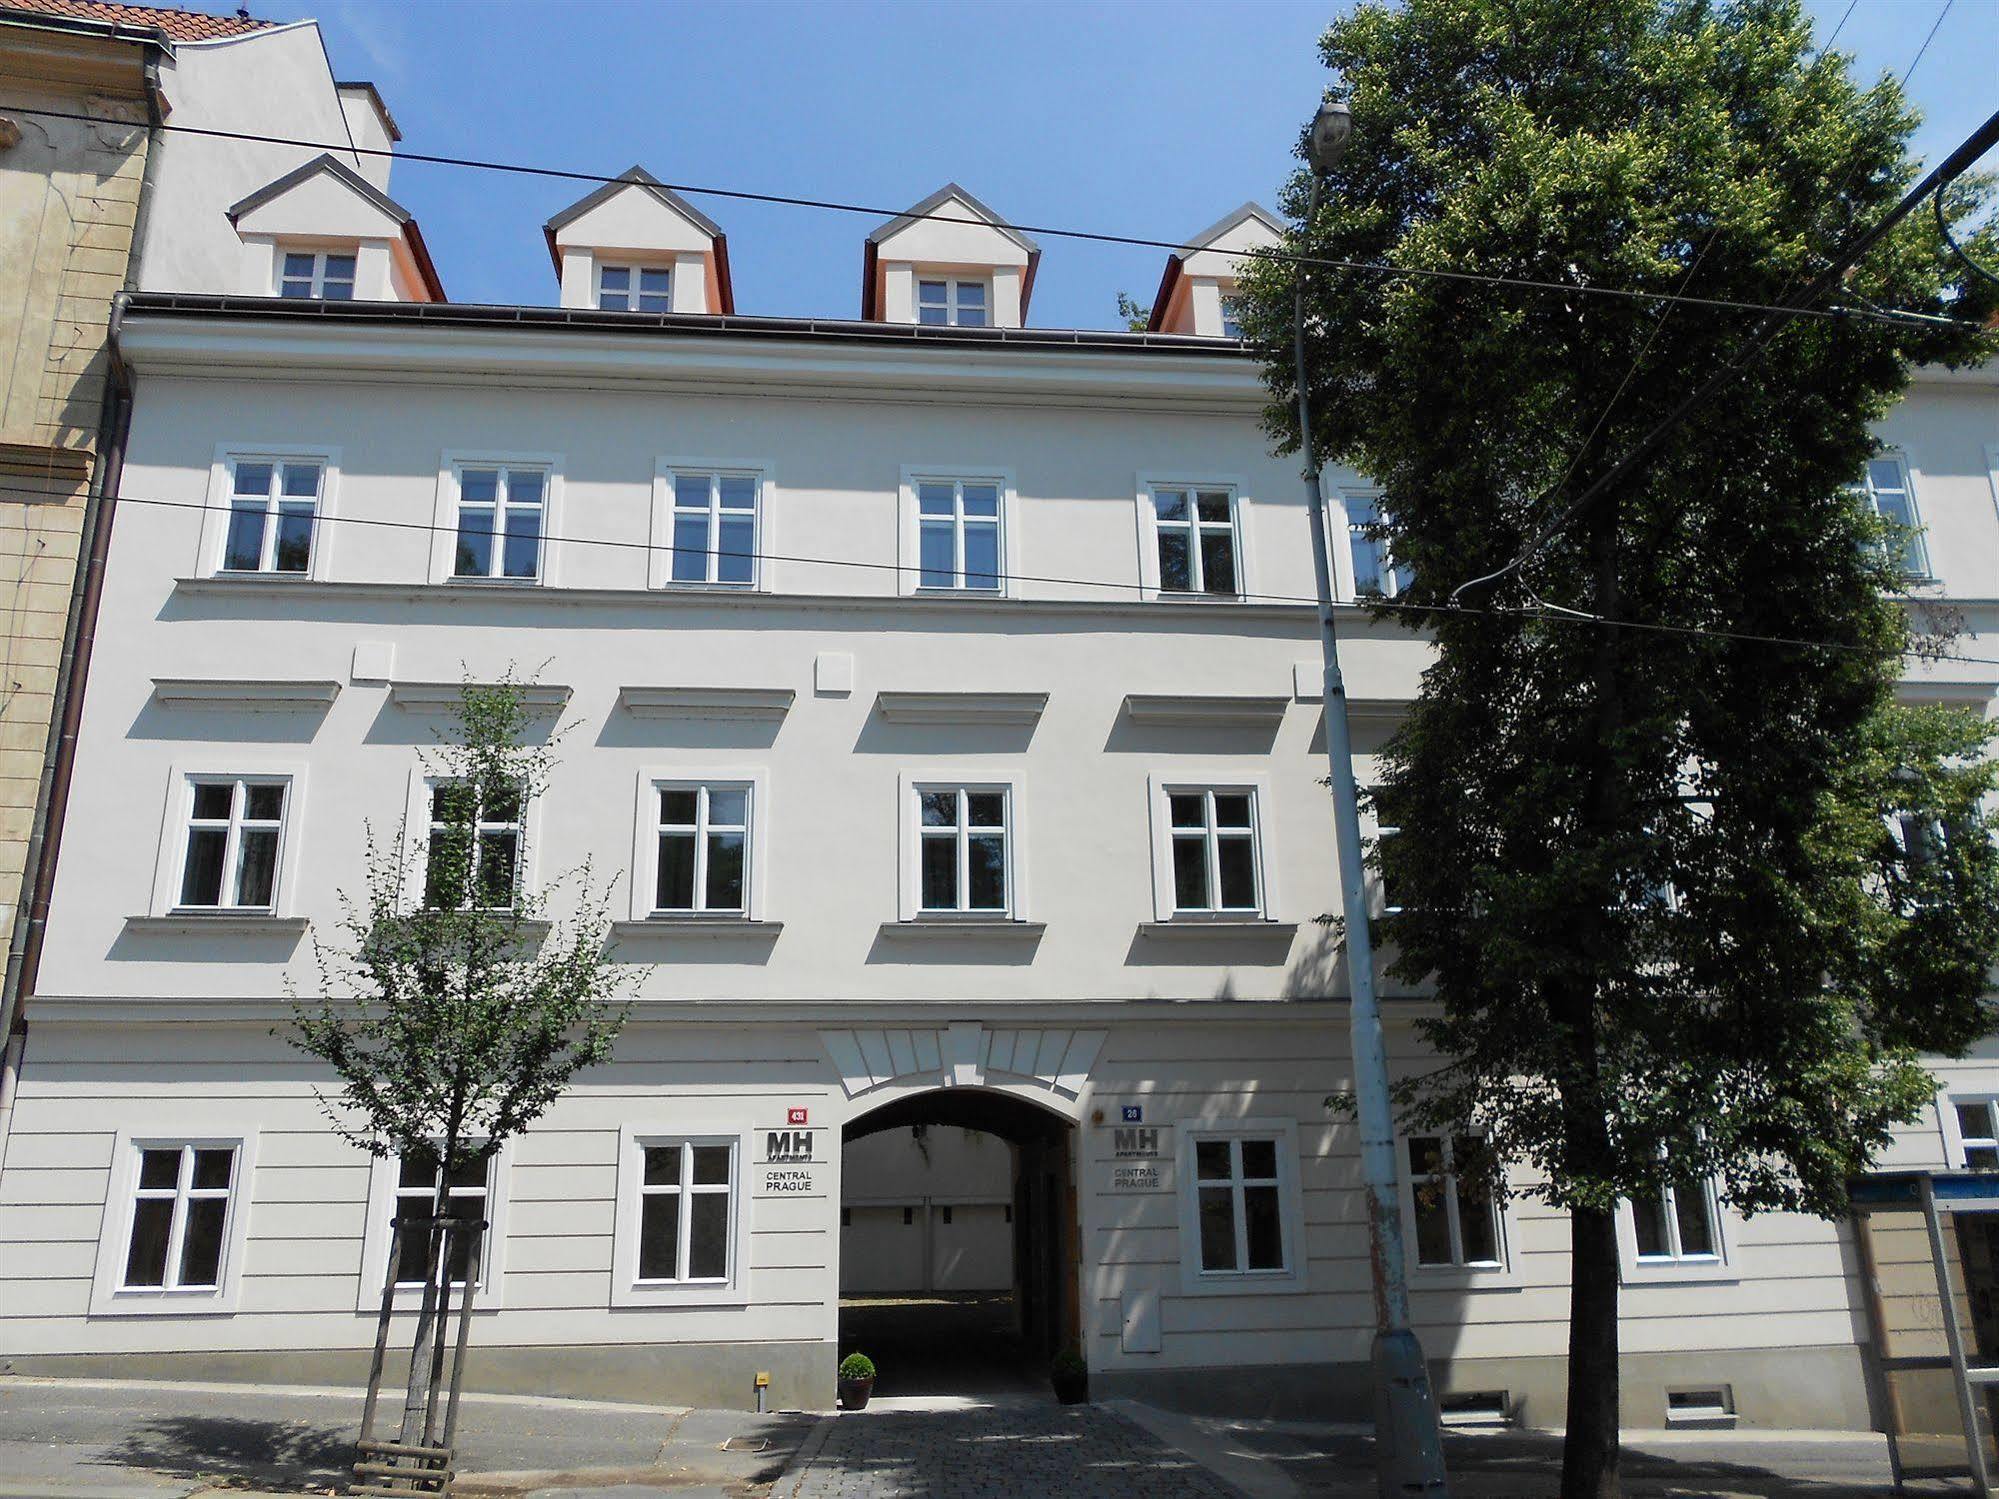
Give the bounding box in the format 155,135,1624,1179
609,918,782,938
1408,1264,1525,1292
1620,1259,1740,1287
877,918,1045,939
1136,920,1296,941
126,913,309,936
1177,1267,1310,1297
444,574,544,587
89,1290,240,1318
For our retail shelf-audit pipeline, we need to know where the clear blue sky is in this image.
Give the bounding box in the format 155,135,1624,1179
257,0,1997,327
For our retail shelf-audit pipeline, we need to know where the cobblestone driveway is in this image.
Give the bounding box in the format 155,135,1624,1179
780,1403,1238,1499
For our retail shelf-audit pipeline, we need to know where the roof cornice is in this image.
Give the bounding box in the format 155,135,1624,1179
114,294,1262,406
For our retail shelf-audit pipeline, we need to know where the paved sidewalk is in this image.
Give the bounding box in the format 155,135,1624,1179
772,1398,1238,1499
0,1377,810,1498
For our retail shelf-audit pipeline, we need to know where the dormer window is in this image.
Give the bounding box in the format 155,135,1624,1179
916,278,988,328
278,250,357,300
598,263,672,313
1220,295,1244,340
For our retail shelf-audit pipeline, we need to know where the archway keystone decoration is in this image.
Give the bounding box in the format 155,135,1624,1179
820,1023,1105,1115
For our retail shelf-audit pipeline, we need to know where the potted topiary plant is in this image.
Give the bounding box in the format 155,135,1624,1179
838,1352,876,1411
1051,1346,1088,1405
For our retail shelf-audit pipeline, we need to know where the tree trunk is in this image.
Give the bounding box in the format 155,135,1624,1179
1562,1206,1622,1499
398,1123,459,1448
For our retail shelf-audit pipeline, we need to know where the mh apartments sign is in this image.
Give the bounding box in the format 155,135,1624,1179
1110,1116,1163,1192
757,1109,822,1196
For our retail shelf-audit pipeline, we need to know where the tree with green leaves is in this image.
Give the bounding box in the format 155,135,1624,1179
1235,1,1999,1493
1116,291,1152,332
288,675,630,1450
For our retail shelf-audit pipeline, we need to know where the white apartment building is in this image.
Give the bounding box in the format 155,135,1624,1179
1,126,1997,1428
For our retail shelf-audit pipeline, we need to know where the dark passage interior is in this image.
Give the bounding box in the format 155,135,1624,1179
838,1089,1077,1399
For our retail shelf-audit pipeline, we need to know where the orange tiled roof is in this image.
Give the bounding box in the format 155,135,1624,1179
0,0,271,41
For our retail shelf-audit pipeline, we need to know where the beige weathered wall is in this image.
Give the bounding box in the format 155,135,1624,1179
0,26,148,927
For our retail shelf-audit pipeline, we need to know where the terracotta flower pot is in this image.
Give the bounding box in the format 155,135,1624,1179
838,1374,875,1411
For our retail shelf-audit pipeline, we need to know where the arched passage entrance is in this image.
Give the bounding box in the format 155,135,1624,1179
839,1087,1078,1398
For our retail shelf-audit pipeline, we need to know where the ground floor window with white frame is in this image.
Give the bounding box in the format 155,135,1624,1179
1403,1134,1507,1273
1174,1119,1306,1294
357,1142,511,1310
391,1150,495,1289
1617,1155,1731,1282
612,1126,751,1307
91,1131,257,1315
1950,1096,1999,1169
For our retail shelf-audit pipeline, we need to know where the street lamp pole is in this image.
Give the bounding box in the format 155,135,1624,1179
1290,99,1451,1499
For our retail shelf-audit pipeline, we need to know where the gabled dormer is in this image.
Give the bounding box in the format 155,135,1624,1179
543,167,734,315
1149,203,1283,338
862,184,1039,329
226,153,445,303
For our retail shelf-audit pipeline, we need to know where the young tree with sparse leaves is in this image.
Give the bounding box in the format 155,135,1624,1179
288,675,630,1448
1235,2,1999,1494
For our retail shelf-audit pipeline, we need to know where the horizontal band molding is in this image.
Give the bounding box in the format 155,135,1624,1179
617,686,795,721
151,677,341,711
873,690,1048,726
388,680,572,711
1122,693,1289,728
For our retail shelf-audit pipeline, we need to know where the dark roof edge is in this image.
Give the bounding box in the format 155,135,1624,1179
543,165,727,241
117,291,1252,357
226,151,412,225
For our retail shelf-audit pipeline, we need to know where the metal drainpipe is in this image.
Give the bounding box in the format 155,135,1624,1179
0,62,157,1170
0,303,133,1174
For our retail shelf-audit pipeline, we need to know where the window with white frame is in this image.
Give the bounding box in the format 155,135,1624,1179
220,458,321,574
597,263,671,312
635,1138,736,1283
1167,788,1262,915
1191,1134,1287,1275
177,777,287,912
119,1143,239,1292
1407,1135,1503,1269
917,786,1010,914
916,277,988,327
654,783,750,914
423,779,522,910
915,477,1003,590
1630,1175,1721,1264
1347,491,1412,599
1857,455,1931,580
1955,1098,1999,1168
1151,486,1238,597
277,248,357,299
451,464,546,581
666,470,758,586
1374,820,1404,915
1220,294,1244,340
390,1150,493,1288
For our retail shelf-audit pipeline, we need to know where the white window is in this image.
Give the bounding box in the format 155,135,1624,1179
91,1130,257,1316
389,1151,494,1290
597,262,671,312
1406,1135,1503,1270
611,1126,751,1307
1630,1178,1721,1264
1346,491,1412,599
1151,486,1238,597
119,1144,239,1291
915,477,1003,590
916,277,988,327
1173,1119,1307,1295
635,1139,736,1282
666,470,759,587
356,1142,513,1310
451,464,546,581
176,777,288,912
423,778,522,911
916,786,1011,915
1220,294,1244,340
220,458,320,574
1953,1098,1999,1169
278,248,356,299
1858,454,1931,580
1375,821,1404,915
1166,788,1262,914
653,783,750,914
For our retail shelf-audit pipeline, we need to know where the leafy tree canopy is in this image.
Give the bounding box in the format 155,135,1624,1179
1236,0,1999,1222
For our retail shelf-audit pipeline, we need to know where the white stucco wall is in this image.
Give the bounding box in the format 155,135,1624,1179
136,23,378,296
